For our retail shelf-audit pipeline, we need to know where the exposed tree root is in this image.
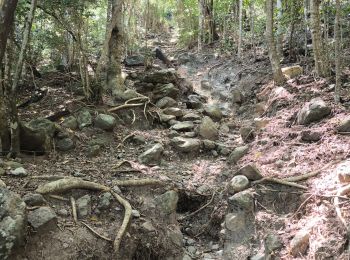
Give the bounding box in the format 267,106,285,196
108,103,144,112
81,221,113,242
253,177,307,189
112,178,164,186
35,178,109,194
113,160,132,170
110,191,132,258
70,196,78,224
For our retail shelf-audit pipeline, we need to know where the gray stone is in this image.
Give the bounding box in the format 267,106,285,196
168,119,180,126
141,221,156,232
337,118,350,133
56,138,75,151
187,95,204,109
219,124,230,134
0,180,5,187
236,164,263,181
301,130,322,142
217,145,230,156
229,175,249,193
153,83,179,99
171,137,201,153
76,109,92,129
250,253,265,260
232,89,244,104
156,97,177,108
240,126,255,142
187,246,196,254
228,190,254,211
156,190,178,215
76,195,91,218
204,104,223,121
138,143,164,165
94,114,116,131
23,193,46,206
27,207,57,230
182,113,201,121
144,69,177,84
8,167,27,177
131,135,146,144
183,132,196,138
87,145,101,157
132,210,141,218
168,227,183,247
160,113,176,123
168,130,180,138
125,55,144,66
297,98,331,125
290,230,310,256
228,146,249,164
0,187,26,259
163,107,183,117
97,192,112,210
88,134,112,147
3,161,22,170
62,116,78,130
264,233,283,253
199,116,219,140
171,121,194,132
57,209,69,217
201,80,211,90
225,212,246,232
202,139,216,150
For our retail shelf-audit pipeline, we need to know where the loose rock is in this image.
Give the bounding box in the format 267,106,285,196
235,164,263,181
23,193,46,206
240,126,255,142
301,130,322,142
171,121,194,132
289,230,310,256
8,167,28,177
204,104,223,121
56,138,75,151
171,137,201,153
138,143,164,165
297,98,331,125
62,116,78,130
229,175,250,193
156,97,177,108
199,116,219,140
28,207,57,230
337,118,350,133
228,146,249,164
97,192,113,210
76,109,92,129
264,233,283,253
76,195,92,218
94,114,116,131
156,190,179,215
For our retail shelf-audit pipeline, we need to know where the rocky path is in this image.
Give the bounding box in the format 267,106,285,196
2,32,350,260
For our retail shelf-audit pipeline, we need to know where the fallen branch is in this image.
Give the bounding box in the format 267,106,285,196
49,194,69,201
252,177,307,189
108,103,144,112
81,221,113,242
113,179,164,186
111,191,132,257
31,175,68,180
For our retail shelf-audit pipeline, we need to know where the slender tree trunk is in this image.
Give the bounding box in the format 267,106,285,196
198,0,205,52
266,0,286,85
276,0,283,59
237,0,243,58
250,2,256,60
304,0,309,57
334,0,341,102
310,0,330,77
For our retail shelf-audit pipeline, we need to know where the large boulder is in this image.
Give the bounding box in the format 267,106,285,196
94,114,116,131
138,143,164,165
144,69,177,84
297,98,331,125
199,116,219,140
0,187,26,259
19,118,57,153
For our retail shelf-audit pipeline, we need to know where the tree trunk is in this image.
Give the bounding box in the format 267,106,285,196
237,0,243,58
334,0,341,102
276,0,283,59
198,0,205,52
266,0,286,85
0,0,18,155
304,0,309,57
9,0,37,156
310,0,329,77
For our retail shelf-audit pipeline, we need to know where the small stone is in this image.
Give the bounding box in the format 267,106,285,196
62,116,78,130
212,150,218,156
212,244,219,250
290,230,310,256
171,121,194,132
232,89,244,104
297,98,331,125
220,124,230,134
56,138,75,151
228,146,249,164
187,246,197,254
301,130,322,142
228,189,254,211
4,161,23,170
235,164,263,181
182,255,192,260
187,238,195,245
77,109,92,129
201,80,211,90
240,126,255,142
138,143,164,165
57,209,69,217
168,130,180,138
337,118,350,133
229,175,249,193
187,94,204,109
97,192,113,210
281,65,303,79
27,207,57,230
204,104,223,121
182,113,201,121
156,97,177,108
132,135,146,144
141,221,156,232
160,113,176,123
264,233,283,253
23,193,46,206
183,132,196,138
8,167,28,177
76,195,91,218
225,212,246,232
0,179,6,187
171,137,201,153
87,145,101,157
163,107,183,117
202,139,216,150
218,145,230,156
132,210,141,218
168,227,183,247
156,190,178,215
0,168,5,176
254,118,270,130
94,114,116,131
250,253,265,260
112,185,122,193
199,116,219,140
196,185,210,194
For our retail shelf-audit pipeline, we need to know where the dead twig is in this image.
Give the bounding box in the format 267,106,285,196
112,160,132,170
253,177,307,189
81,221,113,242
113,179,164,186
49,194,69,201
108,103,144,112
71,196,78,224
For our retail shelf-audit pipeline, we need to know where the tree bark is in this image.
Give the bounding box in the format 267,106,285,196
334,0,341,102
0,0,18,155
237,0,243,58
198,0,205,52
266,0,286,85
276,0,283,59
310,0,329,77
